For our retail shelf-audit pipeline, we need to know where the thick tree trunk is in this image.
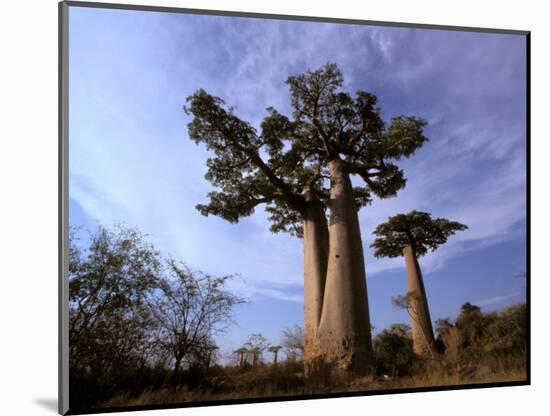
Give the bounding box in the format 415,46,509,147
301,186,329,372
316,158,373,375
403,244,436,355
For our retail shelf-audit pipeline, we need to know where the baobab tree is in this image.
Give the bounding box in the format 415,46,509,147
185,63,428,374
244,333,270,366
268,345,283,365
371,210,467,355
234,347,249,367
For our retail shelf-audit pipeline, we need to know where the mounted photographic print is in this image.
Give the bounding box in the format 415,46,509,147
59,1,530,414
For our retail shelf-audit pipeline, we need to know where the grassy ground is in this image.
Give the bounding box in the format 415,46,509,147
102,360,527,408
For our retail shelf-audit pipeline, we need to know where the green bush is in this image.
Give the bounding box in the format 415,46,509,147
373,324,417,377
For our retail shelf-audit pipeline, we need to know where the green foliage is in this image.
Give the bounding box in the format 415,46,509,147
438,302,527,364
374,327,416,376
69,226,161,380
435,317,454,337
185,89,307,236
69,226,527,409
375,302,527,380
482,304,527,356
460,302,481,315
69,225,245,408
391,292,422,310
185,63,428,237
69,225,164,407
371,210,468,258
388,323,412,338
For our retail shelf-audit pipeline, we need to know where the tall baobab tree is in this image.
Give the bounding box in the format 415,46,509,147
371,210,467,355
185,63,428,374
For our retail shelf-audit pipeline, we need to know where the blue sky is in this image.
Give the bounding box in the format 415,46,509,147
68,6,527,359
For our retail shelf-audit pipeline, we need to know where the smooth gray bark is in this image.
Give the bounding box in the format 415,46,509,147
317,158,373,374
301,186,329,369
403,244,436,355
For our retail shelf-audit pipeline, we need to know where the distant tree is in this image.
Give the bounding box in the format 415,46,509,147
268,345,283,364
373,328,416,377
281,325,305,361
373,211,467,355
234,347,249,367
244,333,270,365
150,260,245,383
437,302,527,366
460,302,481,316
434,317,460,362
483,303,527,356
68,225,248,406
185,63,428,372
454,301,490,361
388,323,412,338
435,318,453,337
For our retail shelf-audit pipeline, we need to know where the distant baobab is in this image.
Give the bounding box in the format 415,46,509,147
371,210,467,355
234,347,248,367
244,333,269,366
268,345,282,364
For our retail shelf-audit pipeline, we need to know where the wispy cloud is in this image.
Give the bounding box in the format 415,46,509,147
68,9,526,302
474,291,525,308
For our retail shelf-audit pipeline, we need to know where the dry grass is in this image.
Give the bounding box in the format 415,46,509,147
348,368,526,392
101,359,526,408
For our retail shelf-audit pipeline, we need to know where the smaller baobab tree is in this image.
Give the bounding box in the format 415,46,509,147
371,210,467,355
244,333,270,366
268,345,283,365
234,347,249,367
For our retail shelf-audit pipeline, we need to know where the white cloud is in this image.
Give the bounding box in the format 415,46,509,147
474,291,525,308
69,13,526,302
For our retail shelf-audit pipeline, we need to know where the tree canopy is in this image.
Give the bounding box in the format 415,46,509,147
373,326,415,377
69,225,245,403
244,333,271,365
184,63,428,237
371,210,468,257
281,325,305,359
69,225,162,380
150,259,245,380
